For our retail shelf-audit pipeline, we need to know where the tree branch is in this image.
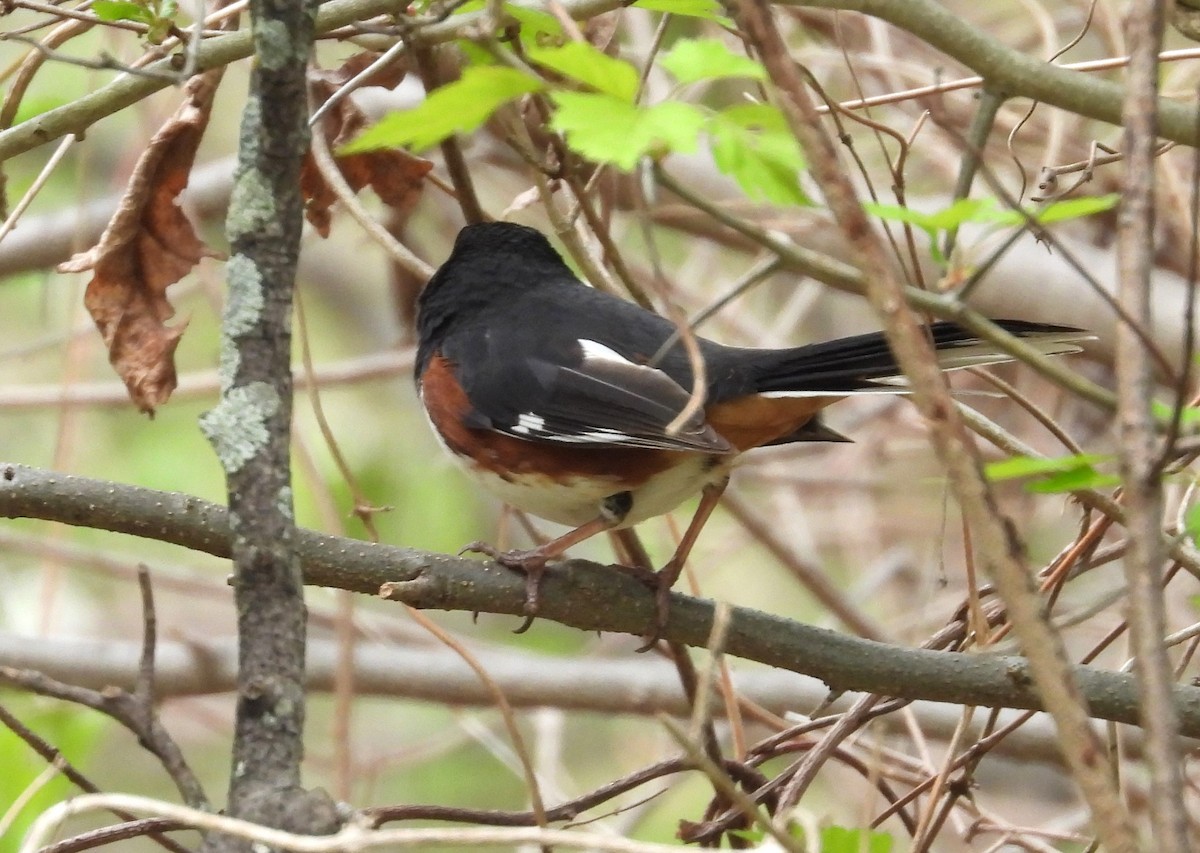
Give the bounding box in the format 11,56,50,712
196,0,330,843
0,0,624,164
3,0,1198,167
0,665,208,809
7,631,1145,765
735,2,1135,845
1115,3,1190,850
4,462,1200,737
783,0,1199,144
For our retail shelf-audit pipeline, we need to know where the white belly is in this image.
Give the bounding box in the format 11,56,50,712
460,454,734,528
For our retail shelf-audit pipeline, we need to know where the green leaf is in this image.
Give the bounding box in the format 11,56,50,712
343,66,542,153
728,827,767,844
821,826,894,853
145,14,172,43
1152,399,1200,425
451,0,563,38
1025,467,1121,494
865,198,1008,263
633,0,733,25
528,42,639,101
1034,193,1120,223
661,38,765,84
550,92,705,170
92,0,152,22
985,453,1111,481
865,198,997,232
709,104,809,205
457,39,497,66
921,197,997,229
985,193,1121,226
1185,502,1200,547
986,452,1119,494
502,1,563,38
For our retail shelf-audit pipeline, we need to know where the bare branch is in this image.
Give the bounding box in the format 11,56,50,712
3,462,1200,737
733,2,1135,847
1115,3,1190,850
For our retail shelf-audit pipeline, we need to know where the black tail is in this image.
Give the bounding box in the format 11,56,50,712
750,320,1089,395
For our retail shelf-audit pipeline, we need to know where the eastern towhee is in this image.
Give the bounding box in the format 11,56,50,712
416,222,1087,639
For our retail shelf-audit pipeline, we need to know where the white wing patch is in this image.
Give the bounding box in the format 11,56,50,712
495,338,728,452
512,412,547,435
578,338,636,365
509,412,639,445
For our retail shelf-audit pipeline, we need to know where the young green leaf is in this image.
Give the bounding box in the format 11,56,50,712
865,197,1013,264
661,38,766,84
457,39,497,66
820,826,894,853
452,0,563,37
1184,501,1200,547
727,827,768,844
985,193,1121,226
986,452,1119,494
1033,193,1120,223
550,92,704,170
342,66,542,154
528,42,639,102
1151,399,1200,425
709,104,809,205
502,1,563,38
633,0,733,25
93,0,152,23
985,453,1112,481
865,198,997,232
1025,467,1121,494
145,12,173,42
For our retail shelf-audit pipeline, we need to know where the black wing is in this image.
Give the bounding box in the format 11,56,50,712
444,310,733,454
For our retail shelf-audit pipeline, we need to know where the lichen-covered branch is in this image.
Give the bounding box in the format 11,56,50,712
194,0,333,843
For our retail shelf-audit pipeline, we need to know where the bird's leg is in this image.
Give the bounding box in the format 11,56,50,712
462,491,632,633
638,476,729,651
609,527,660,586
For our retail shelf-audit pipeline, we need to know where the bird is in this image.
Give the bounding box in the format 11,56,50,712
415,221,1088,641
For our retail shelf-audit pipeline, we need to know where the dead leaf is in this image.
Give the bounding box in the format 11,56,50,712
309,50,409,94
60,70,223,414
300,147,433,238
303,52,433,237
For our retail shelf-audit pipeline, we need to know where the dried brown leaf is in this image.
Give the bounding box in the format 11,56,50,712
300,148,433,238
60,71,223,414
303,52,432,237
309,50,409,94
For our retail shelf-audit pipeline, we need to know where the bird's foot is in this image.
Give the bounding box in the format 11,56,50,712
459,541,550,634
634,561,680,653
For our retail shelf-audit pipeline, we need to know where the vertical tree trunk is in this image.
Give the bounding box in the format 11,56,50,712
198,0,337,847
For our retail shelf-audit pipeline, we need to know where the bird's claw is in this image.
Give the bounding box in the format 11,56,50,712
635,568,677,652
460,541,549,633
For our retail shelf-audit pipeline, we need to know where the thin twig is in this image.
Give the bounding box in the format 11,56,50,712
1114,3,1189,849
733,2,1136,848
0,703,192,853
20,792,688,853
